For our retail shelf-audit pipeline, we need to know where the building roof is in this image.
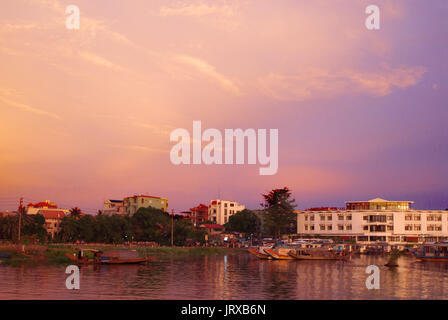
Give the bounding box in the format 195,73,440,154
200,224,224,229
124,195,167,200
38,210,66,219
190,204,208,211
305,207,340,211
345,198,414,203
27,201,58,208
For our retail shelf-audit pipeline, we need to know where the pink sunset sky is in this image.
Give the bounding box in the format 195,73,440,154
0,0,447,213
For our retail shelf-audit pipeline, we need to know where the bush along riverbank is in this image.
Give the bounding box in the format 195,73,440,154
0,244,245,265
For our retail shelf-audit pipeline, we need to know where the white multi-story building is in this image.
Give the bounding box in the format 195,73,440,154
208,200,245,225
297,198,448,244
103,199,124,215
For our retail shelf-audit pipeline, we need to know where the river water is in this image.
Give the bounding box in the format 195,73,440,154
0,252,447,299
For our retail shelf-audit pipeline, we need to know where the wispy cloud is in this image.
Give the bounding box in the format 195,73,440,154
174,54,241,95
258,65,427,101
130,120,174,136
78,51,124,71
108,144,169,154
160,3,237,17
158,1,243,29
0,89,61,119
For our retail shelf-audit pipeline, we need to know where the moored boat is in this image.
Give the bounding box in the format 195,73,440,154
264,248,295,260
411,242,448,262
248,248,273,260
288,245,353,260
66,249,154,265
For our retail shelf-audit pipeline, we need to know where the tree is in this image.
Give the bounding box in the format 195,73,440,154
261,187,297,238
69,207,82,218
224,209,260,235
21,213,47,242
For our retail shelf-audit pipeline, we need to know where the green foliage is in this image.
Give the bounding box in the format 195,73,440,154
224,209,261,235
261,187,297,237
22,214,47,242
0,213,48,242
0,215,19,240
56,206,205,246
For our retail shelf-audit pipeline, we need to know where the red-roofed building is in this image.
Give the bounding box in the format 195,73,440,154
38,209,66,239
27,200,69,215
0,211,16,217
190,204,209,226
199,223,225,235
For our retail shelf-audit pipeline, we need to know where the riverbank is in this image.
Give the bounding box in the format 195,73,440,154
0,244,245,266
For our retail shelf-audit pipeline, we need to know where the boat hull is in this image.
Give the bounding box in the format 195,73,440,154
65,253,154,265
264,248,295,260
288,251,351,260
411,251,448,262
248,249,272,260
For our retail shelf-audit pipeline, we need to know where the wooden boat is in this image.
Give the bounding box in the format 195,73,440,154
248,248,272,260
288,248,352,260
66,249,154,265
412,243,448,262
264,248,295,260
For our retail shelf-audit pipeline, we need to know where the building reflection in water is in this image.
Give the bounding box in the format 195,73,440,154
2,253,448,299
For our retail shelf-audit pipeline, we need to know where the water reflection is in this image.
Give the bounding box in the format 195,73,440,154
0,253,447,299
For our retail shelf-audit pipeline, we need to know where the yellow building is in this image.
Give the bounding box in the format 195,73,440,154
123,195,168,215
38,210,66,239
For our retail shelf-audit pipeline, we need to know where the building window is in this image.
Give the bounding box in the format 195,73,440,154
387,225,393,231
310,215,315,221
427,225,435,231
387,216,393,221
370,215,387,222
405,225,413,231
427,215,435,221
320,225,325,231
363,225,368,231
435,225,442,231
338,215,344,221
310,225,315,231
305,225,308,231
346,225,352,230
405,215,412,221
305,216,308,221
435,215,442,221
327,225,332,231
327,215,332,221
414,215,421,221
320,215,325,221
338,225,344,231
346,215,352,221
414,225,421,231
363,216,369,221
230,203,234,207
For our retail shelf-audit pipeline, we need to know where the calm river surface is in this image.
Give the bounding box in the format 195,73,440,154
0,252,447,299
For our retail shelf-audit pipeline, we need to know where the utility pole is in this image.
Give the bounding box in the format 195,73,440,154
171,209,174,247
17,197,23,243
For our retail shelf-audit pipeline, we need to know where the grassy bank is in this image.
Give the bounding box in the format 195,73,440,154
0,245,244,266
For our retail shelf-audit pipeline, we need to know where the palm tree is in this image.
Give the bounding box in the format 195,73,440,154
69,207,82,218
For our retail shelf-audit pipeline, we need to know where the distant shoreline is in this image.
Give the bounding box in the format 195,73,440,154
0,244,245,266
